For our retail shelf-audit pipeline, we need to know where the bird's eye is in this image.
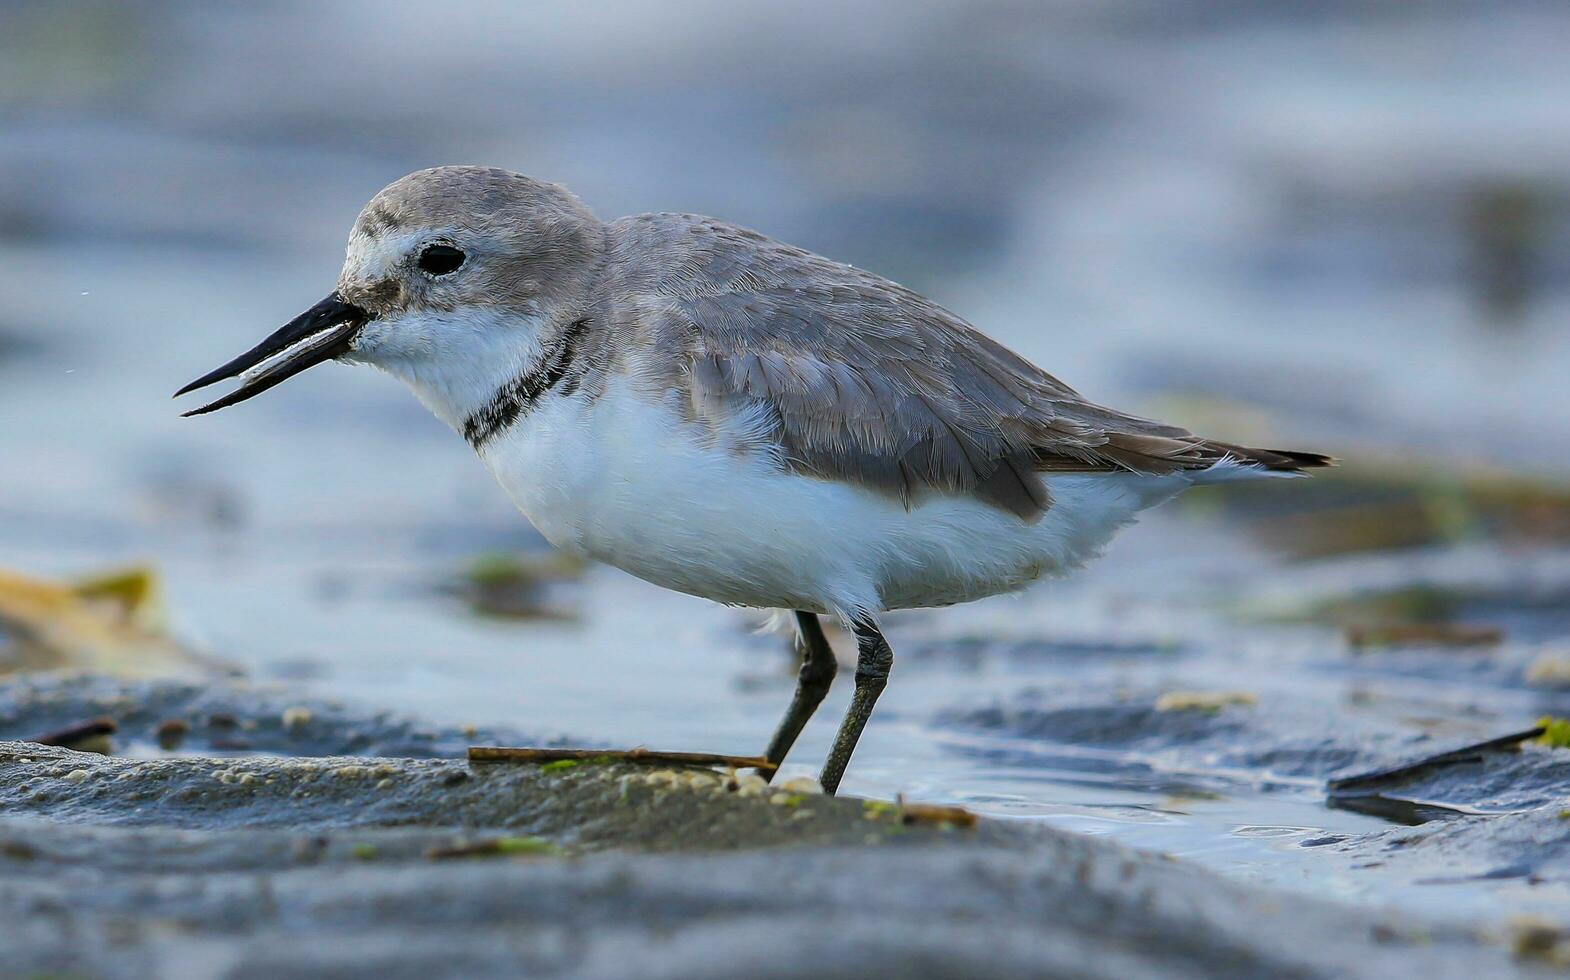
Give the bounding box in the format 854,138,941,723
417,244,465,275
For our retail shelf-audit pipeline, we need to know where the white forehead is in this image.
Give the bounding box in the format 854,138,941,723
341,226,445,284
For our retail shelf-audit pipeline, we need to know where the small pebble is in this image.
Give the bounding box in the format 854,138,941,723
281,707,313,731
682,771,720,789
61,769,90,784
734,774,768,799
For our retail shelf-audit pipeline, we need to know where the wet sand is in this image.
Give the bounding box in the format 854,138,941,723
0,677,1545,980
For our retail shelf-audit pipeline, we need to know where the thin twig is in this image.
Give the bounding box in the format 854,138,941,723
467,745,778,772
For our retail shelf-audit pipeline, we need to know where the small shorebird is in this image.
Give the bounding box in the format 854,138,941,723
177,166,1328,793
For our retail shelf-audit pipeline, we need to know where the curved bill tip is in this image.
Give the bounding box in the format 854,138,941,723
175,292,367,415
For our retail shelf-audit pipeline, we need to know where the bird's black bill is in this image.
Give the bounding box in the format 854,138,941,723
174,292,369,416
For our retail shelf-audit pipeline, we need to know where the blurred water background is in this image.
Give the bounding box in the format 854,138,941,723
4,0,1570,914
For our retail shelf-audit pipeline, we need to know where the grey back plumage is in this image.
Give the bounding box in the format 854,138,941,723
600,212,1325,522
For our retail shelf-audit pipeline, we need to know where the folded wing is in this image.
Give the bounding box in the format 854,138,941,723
617,214,1328,522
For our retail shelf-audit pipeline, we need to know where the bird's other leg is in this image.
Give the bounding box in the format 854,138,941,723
818,619,893,796
760,611,839,781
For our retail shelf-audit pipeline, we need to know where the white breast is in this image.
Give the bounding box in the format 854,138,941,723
479,380,1195,622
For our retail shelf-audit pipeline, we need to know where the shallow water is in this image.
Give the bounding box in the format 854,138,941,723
7,491,1569,925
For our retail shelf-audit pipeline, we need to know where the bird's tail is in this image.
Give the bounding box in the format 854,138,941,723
1187,442,1335,483
1031,424,1334,480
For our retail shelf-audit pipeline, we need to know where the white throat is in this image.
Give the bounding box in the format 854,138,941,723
345,306,551,432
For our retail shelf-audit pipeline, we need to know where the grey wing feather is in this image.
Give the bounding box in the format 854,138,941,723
612,214,1328,522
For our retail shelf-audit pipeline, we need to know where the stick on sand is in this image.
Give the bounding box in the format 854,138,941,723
467,746,778,772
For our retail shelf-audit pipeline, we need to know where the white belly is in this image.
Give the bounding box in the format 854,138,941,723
480,383,1192,620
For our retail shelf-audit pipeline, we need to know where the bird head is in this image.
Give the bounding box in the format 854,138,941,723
175,166,602,425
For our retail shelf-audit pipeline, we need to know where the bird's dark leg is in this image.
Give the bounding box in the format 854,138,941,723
760,611,839,781
818,619,893,796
